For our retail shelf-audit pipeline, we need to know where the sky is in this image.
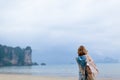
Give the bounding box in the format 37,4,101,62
0,0,120,64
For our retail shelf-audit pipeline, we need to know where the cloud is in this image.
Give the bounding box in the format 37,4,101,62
0,0,120,63
1,0,120,27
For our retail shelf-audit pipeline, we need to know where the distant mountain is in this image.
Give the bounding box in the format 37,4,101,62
94,56,119,63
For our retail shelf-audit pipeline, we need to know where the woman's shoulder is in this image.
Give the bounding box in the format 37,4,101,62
78,55,86,58
85,54,91,58
85,54,94,62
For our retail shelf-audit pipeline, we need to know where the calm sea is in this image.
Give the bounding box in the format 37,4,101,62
0,63,120,78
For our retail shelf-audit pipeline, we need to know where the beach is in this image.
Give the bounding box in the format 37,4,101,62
0,74,76,80
0,63,120,80
0,74,116,80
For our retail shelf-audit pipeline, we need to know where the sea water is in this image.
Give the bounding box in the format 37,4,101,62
0,63,120,78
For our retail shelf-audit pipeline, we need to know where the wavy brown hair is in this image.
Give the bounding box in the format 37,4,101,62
78,45,88,56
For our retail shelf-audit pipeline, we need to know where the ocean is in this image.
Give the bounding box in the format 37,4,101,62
0,63,120,78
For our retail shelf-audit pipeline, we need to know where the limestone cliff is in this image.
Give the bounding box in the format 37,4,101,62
24,46,32,65
0,44,37,66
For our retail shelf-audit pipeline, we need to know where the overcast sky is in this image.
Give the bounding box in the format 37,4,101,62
0,0,120,64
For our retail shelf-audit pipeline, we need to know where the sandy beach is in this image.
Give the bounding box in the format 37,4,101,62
0,74,116,80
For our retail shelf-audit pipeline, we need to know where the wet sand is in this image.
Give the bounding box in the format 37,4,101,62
0,74,117,80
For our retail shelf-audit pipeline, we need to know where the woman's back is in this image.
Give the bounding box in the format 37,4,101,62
76,45,98,80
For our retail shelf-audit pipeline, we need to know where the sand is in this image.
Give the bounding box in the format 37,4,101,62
0,74,117,80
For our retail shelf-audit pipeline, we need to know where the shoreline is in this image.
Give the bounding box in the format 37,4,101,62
0,73,118,80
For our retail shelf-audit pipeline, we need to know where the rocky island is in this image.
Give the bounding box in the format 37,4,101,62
0,44,38,66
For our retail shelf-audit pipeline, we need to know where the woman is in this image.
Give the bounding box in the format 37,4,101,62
76,45,98,80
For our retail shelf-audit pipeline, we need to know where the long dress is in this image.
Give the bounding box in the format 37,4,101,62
76,54,98,80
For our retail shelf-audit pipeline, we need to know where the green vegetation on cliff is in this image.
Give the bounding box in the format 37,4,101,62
0,44,37,66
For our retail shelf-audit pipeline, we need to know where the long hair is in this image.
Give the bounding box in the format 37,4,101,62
78,45,88,56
